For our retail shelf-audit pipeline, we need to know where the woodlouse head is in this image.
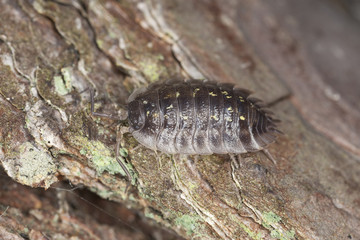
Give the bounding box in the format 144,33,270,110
127,100,145,132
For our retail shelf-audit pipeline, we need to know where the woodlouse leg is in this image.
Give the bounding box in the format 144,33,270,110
229,154,241,169
115,126,133,186
262,149,277,165
89,89,133,184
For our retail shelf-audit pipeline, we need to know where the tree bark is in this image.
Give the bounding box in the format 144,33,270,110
1,0,359,239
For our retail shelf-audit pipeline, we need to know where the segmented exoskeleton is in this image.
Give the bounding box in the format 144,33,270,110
127,79,280,155
91,79,281,182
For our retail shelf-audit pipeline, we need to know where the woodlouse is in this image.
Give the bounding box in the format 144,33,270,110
92,79,281,181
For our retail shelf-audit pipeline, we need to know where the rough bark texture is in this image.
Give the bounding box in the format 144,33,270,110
0,0,359,239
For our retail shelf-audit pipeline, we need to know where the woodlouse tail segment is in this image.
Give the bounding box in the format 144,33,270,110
261,119,282,165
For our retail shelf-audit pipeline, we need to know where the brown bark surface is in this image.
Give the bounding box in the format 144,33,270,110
1,0,359,239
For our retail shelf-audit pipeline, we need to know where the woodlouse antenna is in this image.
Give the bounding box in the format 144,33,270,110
90,89,125,120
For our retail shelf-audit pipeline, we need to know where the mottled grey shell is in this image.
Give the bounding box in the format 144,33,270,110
127,79,280,155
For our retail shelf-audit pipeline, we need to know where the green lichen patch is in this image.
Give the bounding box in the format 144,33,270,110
138,55,167,83
75,136,136,183
78,137,120,175
2,142,57,188
262,211,281,228
89,186,123,200
270,228,296,240
54,67,73,96
119,147,128,158
262,211,296,240
36,66,63,106
174,214,202,236
54,76,67,95
239,223,263,240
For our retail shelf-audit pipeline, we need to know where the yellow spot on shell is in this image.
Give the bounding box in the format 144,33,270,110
211,115,219,121
225,117,232,122
193,88,200,97
226,95,232,99
146,111,150,116
182,115,188,120
240,116,245,121
166,104,173,110
209,92,217,97
164,115,169,119
227,107,233,112
221,91,228,95
143,100,148,104
152,112,158,118
176,92,180,97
